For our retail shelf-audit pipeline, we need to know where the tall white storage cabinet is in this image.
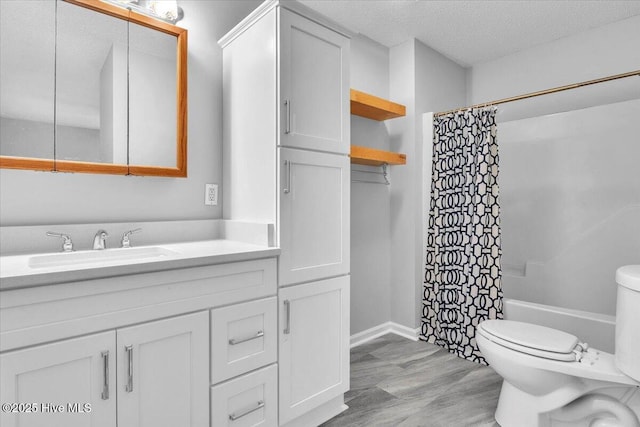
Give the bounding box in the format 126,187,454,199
220,1,351,425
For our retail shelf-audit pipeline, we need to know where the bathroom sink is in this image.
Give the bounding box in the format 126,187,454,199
28,246,178,269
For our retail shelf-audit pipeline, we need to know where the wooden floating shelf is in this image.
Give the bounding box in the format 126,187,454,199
350,145,406,167
350,89,406,121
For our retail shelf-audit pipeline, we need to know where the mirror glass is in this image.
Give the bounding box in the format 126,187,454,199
0,0,56,160
56,0,129,164
0,0,187,176
129,22,177,167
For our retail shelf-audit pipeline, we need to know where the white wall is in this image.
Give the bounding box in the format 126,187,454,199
389,39,467,330
469,15,640,317
349,35,392,334
388,40,417,329
349,35,467,334
0,0,262,226
469,15,640,104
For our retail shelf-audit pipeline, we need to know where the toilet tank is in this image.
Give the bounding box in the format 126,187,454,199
615,265,640,382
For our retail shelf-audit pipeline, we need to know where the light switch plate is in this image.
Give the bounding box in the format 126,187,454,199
205,184,218,206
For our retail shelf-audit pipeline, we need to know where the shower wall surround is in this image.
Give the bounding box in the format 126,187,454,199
499,98,640,316
464,14,640,348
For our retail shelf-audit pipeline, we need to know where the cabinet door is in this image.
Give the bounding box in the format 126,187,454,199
0,332,116,427
279,148,350,285
117,311,209,427
278,277,350,424
279,8,350,154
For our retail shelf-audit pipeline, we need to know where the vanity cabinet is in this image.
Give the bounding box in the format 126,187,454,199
0,332,116,427
0,256,278,427
220,2,351,425
0,313,208,427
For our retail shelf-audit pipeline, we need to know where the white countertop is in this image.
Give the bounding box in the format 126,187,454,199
0,240,280,291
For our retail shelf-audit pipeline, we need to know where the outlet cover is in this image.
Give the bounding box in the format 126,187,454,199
205,184,218,206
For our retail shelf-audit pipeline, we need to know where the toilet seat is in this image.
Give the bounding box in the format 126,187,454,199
478,320,584,362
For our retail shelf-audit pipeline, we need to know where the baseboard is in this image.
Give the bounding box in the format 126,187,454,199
350,321,420,348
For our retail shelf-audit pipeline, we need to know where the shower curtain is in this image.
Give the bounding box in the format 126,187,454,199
421,108,503,365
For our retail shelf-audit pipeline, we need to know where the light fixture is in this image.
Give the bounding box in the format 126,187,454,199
101,0,184,24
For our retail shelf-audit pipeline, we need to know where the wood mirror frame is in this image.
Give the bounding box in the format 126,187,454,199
0,0,187,177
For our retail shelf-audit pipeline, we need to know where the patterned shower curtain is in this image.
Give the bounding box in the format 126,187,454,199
421,108,503,365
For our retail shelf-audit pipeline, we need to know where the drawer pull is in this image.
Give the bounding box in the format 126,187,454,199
285,99,291,134
228,330,264,346
283,160,292,194
229,400,265,421
284,300,291,334
101,351,110,400
125,345,134,393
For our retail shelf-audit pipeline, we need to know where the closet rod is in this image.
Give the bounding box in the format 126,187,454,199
434,69,640,117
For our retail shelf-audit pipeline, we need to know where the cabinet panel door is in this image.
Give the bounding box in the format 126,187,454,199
117,311,209,427
279,8,349,154
278,277,350,424
0,332,116,427
279,148,350,285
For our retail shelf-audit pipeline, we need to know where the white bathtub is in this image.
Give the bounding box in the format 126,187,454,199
503,298,616,353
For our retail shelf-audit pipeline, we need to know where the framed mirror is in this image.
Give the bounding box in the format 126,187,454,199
0,0,188,177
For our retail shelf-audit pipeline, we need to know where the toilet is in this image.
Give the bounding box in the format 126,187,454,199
477,265,640,427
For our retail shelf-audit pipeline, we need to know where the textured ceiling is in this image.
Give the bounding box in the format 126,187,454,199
299,0,640,67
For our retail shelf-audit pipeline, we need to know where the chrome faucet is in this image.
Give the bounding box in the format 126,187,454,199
121,228,142,248
93,230,109,250
46,231,74,252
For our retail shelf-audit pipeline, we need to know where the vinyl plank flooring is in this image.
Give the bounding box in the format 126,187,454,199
321,334,502,427
369,338,441,366
350,353,406,392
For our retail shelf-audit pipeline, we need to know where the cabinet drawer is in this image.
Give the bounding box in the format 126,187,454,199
211,297,277,384
211,364,277,427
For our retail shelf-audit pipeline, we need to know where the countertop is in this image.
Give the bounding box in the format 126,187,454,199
0,240,280,291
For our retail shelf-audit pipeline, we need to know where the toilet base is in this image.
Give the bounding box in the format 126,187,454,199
495,381,553,427
495,380,640,427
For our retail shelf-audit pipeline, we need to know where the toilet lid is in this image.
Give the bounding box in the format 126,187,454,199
479,320,580,361
616,265,640,291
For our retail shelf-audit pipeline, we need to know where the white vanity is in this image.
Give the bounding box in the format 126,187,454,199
1,236,280,427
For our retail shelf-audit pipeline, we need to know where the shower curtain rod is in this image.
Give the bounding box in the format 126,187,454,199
434,69,640,117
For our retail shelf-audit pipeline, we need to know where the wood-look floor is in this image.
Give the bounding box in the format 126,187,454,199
321,334,503,427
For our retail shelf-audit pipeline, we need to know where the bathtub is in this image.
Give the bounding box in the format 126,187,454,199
503,298,616,353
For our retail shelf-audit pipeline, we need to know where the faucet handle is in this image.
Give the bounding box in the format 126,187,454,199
46,231,74,252
121,228,142,248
